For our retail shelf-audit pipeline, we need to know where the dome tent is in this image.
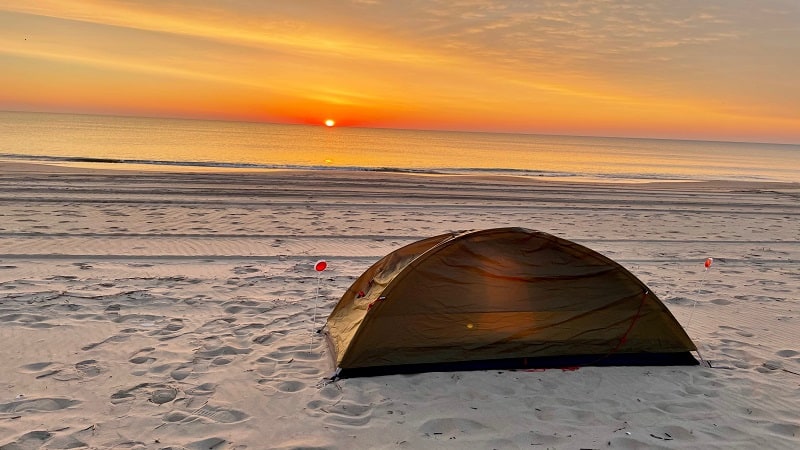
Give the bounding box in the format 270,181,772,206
325,227,697,378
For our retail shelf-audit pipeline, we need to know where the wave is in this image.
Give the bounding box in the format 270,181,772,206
0,152,767,183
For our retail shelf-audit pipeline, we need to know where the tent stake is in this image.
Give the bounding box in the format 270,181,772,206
311,260,327,352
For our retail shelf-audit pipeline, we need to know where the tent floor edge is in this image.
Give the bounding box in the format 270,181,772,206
335,352,699,378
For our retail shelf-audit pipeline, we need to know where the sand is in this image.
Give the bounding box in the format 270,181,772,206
0,162,798,449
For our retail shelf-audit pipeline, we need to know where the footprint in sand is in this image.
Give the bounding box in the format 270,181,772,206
150,388,178,405
74,359,104,377
255,343,325,395
163,404,249,425
170,364,193,381
109,383,181,406
233,322,267,336
318,401,374,427
0,312,55,329
272,380,306,393
0,397,80,413
185,382,217,397
252,332,277,345
129,347,157,365
419,417,492,438
195,344,252,360
17,360,51,372
0,431,54,449
232,265,261,275
194,404,249,423
222,300,273,315
185,437,228,450
148,318,185,340
23,360,105,381
81,333,130,351
113,313,163,326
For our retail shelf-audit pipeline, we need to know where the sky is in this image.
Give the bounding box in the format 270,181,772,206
1,0,799,143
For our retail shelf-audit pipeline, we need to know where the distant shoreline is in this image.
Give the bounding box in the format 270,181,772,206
2,160,798,192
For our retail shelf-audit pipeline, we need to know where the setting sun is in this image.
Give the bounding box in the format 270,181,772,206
325,119,335,127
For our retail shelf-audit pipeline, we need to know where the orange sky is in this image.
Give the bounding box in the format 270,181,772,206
1,1,799,143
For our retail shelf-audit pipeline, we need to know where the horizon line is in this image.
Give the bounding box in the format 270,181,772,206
3,108,799,147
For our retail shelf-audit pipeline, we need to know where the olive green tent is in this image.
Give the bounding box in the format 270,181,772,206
325,227,697,377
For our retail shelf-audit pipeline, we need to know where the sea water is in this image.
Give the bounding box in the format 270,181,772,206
1,111,798,183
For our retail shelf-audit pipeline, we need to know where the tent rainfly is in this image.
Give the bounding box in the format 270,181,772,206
324,227,698,378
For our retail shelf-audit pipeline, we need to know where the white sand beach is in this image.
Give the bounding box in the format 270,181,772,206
1,162,798,449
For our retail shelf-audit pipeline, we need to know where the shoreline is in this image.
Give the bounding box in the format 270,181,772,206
1,163,798,449
4,158,800,186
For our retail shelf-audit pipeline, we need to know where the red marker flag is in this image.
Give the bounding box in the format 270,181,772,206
314,260,327,272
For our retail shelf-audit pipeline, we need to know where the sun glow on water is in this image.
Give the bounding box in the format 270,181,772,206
4,112,799,183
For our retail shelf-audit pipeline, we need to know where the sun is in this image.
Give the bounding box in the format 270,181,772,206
324,119,335,127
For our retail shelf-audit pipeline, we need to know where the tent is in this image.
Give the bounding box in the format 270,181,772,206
324,227,697,377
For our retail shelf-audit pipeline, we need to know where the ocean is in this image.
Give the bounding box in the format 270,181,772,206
2,111,798,183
